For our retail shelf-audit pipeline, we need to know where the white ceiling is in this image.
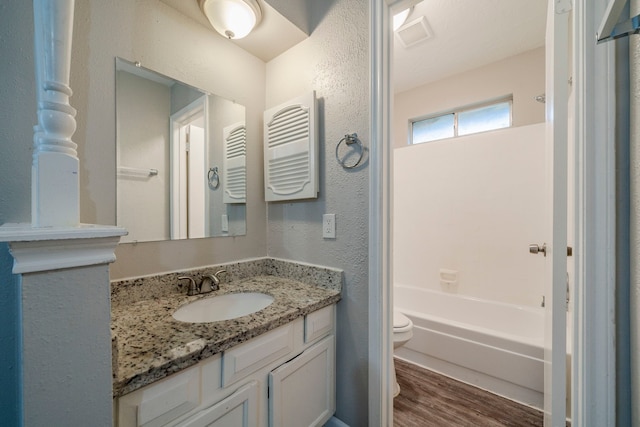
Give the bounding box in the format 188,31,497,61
162,0,547,93
393,0,548,93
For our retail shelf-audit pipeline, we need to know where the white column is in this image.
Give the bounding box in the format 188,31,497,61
0,1,129,424
32,0,79,227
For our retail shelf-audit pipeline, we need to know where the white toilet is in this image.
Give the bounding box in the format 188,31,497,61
392,311,414,397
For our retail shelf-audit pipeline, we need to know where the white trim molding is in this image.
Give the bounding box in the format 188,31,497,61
572,0,618,425
0,223,127,274
369,0,393,425
369,1,429,425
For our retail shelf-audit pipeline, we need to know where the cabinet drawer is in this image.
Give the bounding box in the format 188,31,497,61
304,305,334,344
222,322,295,387
118,365,200,427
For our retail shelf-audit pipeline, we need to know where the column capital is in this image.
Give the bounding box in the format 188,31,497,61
0,223,127,274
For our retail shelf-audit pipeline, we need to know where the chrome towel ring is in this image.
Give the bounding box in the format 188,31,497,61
335,133,364,169
208,166,220,189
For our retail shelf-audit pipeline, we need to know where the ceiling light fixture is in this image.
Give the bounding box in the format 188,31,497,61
199,0,262,40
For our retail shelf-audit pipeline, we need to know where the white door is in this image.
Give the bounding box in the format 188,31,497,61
169,96,207,240
187,125,206,239
542,0,570,425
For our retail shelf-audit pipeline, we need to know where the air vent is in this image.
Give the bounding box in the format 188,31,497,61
396,16,432,48
263,91,318,202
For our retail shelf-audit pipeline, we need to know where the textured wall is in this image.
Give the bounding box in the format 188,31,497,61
263,0,311,34
0,2,33,225
70,0,267,279
0,245,21,425
265,1,370,425
394,47,546,149
21,265,113,426
0,2,34,423
630,0,640,423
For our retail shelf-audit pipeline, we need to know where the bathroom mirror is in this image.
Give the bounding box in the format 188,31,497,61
116,58,247,243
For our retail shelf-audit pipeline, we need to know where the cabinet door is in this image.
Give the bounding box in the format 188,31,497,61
176,381,258,427
269,336,335,427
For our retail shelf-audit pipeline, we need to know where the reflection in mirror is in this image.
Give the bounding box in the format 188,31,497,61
116,58,247,243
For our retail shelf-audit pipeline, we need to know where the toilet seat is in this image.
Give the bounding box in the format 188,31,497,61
393,311,412,334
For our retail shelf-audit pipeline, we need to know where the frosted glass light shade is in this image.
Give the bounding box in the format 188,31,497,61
200,0,262,39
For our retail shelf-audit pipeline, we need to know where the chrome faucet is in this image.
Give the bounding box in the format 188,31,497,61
200,269,227,293
178,276,198,296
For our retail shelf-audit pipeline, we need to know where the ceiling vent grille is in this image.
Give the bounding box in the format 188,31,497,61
396,16,432,48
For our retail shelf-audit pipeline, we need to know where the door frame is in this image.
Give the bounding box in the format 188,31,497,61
369,0,422,425
368,0,393,425
572,0,617,425
368,0,617,425
169,96,208,240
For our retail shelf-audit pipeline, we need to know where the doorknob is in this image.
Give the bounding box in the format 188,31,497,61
529,244,573,257
529,243,547,256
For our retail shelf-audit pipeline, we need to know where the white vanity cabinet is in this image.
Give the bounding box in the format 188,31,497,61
177,381,258,427
269,335,335,427
115,304,336,427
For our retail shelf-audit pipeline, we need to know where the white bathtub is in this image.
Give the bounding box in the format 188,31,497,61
394,284,545,409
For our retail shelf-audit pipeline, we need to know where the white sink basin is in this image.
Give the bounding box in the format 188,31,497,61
172,292,274,323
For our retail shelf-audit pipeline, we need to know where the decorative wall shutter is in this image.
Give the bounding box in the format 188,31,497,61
223,122,247,203
263,91,318,202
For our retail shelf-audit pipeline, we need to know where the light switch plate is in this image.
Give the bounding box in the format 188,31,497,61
221,214,229,232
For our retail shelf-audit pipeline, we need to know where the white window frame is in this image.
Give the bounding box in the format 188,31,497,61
409,96,513,144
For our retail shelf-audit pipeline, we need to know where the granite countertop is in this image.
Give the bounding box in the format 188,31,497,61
111,275,341,398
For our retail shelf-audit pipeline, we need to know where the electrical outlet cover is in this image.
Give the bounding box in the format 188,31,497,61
323,214,335,239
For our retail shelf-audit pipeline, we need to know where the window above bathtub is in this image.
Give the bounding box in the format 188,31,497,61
409,97,513,145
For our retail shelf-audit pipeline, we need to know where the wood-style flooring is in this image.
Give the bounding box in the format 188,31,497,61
393,358,544,427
